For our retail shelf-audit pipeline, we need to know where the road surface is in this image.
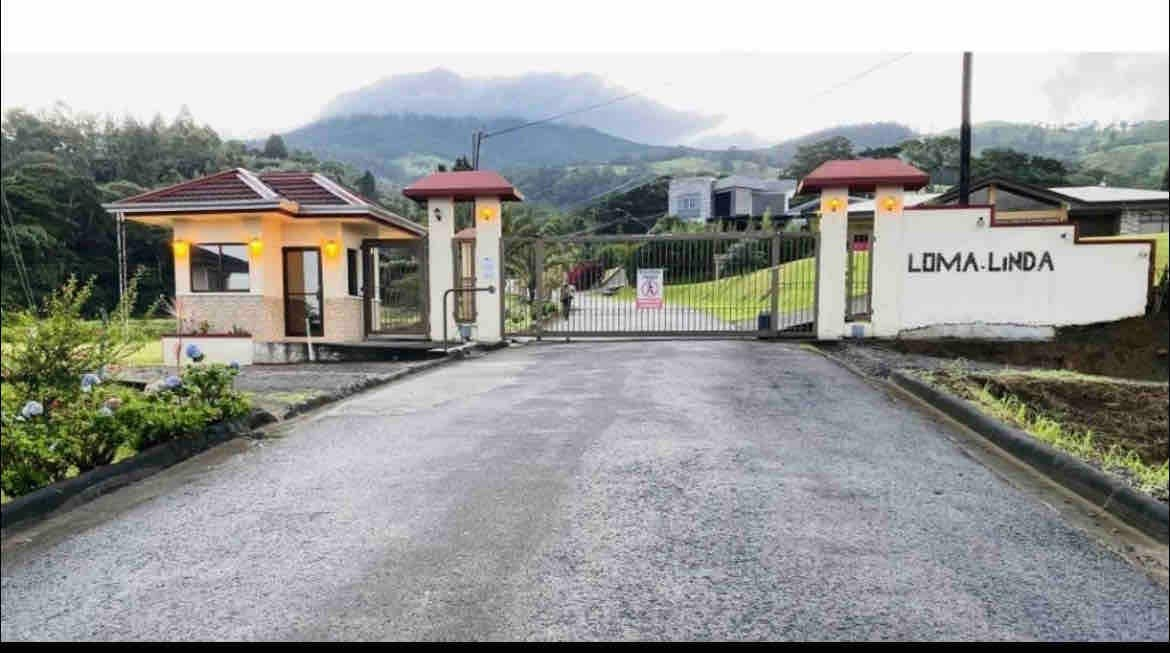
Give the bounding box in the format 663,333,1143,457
2,341,1167,641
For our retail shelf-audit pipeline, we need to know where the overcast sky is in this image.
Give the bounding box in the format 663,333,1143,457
2,1,1168,146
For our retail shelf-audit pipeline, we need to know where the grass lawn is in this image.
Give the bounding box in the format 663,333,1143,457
1082,231,1168,281
613,253,869,323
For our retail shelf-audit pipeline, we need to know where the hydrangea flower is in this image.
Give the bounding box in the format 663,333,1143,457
228,360,241,371
81,372,103,392
97,406,114,417
164,375,183,389
20,400,44,419
186,344,204,362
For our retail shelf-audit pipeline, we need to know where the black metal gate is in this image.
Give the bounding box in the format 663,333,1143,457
363,240,427,336
502,232,819,338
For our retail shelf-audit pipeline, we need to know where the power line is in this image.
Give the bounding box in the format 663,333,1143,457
484,91,640,139
570,172,661,208
473,90,641,167
806,53,913,101
0,184,36,308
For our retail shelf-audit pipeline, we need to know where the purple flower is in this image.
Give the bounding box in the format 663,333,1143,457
20,400,44,419
81,372,102,392
228,360,241,371
186,344,204,362
164,375,182,389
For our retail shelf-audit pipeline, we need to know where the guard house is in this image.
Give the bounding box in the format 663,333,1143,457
104,168,427,364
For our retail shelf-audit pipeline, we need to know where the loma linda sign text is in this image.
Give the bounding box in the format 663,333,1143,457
908,251,1055,273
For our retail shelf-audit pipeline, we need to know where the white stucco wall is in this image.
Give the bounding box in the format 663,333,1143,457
667,177,714,222
893,207,1151,332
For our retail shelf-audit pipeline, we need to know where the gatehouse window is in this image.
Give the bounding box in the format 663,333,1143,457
190,243,250,292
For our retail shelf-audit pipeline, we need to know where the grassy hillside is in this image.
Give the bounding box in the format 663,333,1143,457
957,120,1169,187
1077,142,1168,188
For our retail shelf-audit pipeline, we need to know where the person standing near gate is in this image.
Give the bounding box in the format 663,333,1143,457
560,278,576,319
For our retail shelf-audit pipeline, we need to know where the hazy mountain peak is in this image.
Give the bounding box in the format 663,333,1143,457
319,68,724,146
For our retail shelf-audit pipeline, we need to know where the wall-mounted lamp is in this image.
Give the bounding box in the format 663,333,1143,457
432,207,443,222
248,236,263,256
172,240,189,257
478,206,496,223
323,239,340,258
880,196,899,212
823,197,845,213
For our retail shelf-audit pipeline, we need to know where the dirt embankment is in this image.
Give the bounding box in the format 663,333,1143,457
954,372,1168,466
891,315,1169,382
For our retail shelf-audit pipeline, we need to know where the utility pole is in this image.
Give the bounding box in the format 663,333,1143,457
471,130,484,170
958,52,973,205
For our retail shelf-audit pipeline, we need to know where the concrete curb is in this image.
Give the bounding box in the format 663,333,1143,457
889,369,1169,545
1,419,250,533
275,349,474,420
1,348,480,535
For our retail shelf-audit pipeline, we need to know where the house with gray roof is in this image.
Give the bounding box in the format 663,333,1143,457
927,176,1169,236
667,175,798,227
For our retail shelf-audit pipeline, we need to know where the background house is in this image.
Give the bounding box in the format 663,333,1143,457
927,177,1169,236
667,175,798,226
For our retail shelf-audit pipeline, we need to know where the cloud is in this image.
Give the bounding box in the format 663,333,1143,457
319,68,724,145
1043,53,1169,122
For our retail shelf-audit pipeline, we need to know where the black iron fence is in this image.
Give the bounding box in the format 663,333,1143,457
502,232,819,338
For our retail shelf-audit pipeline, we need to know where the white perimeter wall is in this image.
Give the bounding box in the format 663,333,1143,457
892,207,1150,332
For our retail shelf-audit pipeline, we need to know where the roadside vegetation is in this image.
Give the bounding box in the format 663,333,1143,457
925,366,1169,501
1,275,250,501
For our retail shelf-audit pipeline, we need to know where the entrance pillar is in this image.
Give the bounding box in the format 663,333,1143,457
870,184,905,337
816,187,849,340
426,197,456,341
473,196,503,344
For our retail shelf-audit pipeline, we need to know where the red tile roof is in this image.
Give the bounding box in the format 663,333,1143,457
797,159,930,194
402,170,523,201
117,169,266,204
106,168,426,236
258,171,347,205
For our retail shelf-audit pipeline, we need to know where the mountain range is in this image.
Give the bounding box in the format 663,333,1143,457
281,70,1169,206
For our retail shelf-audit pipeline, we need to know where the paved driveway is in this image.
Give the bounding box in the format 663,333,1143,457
2,341,1167,641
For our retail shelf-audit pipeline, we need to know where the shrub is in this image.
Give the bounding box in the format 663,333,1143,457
0,362,249,499
1,385,70,497
1,273,148,399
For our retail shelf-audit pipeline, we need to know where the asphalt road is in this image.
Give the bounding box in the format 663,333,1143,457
2,341,1167,641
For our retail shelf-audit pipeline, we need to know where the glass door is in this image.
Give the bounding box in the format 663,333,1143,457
283,247,324,337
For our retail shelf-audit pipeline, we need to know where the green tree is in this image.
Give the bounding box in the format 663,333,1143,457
900,136,960,185
857,145,903,159
356,170,377,198
784,136,854,179
262,134,288,159
973,148,1067,186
